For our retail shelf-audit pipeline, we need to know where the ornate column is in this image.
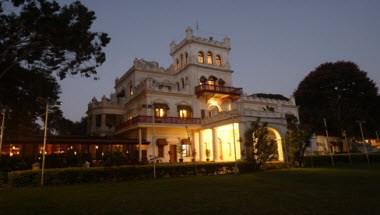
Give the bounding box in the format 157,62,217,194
198,131,203,161
212,127,218,161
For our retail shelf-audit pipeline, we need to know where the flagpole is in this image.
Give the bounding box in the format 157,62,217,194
323,118,334,167
357,121,370,166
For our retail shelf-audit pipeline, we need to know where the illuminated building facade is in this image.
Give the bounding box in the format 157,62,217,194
87,27,299,163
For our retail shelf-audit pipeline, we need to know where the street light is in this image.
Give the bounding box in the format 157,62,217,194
38,98,61,186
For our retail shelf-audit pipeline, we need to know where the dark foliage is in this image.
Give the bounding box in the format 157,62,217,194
0,0,109,136
244,119,277,169
294,61,380,137
285,114,313,167
7,162,258,187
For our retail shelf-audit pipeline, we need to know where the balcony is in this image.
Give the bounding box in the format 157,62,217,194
195,84,242,100
116,115,201,131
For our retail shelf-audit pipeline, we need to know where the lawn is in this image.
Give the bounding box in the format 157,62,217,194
1,167,380,215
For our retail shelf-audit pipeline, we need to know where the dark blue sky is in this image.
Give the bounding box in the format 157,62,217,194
59,0,380,121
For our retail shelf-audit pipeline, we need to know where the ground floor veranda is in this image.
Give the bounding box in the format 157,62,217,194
122,121,286,163
1,121,286,164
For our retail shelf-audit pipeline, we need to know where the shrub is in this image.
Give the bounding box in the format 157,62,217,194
303,153,380,167
8,161,257,187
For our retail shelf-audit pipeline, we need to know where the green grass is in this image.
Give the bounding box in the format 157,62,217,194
1,167,380,215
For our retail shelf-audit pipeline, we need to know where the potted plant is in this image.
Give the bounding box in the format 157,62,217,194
191,149,197,162
205,149,210,162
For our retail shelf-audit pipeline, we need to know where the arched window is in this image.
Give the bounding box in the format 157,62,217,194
200,76,207,85
198,51,204,64
154,103,169,118
180,54,183,68
177,105,192,119
208,75,217,85
176,58,179,70
207,51,213,64
185,52,188,65
215,55,222,66
208,105,219,117
218,78,225,86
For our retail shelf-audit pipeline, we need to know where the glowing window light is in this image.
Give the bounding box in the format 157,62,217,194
179,109,188,118
154,108,166,118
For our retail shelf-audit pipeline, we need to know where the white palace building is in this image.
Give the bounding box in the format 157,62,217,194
87,28,299,163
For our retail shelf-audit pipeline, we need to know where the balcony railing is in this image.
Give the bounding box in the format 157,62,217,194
116,115,201,131
195,84,242,97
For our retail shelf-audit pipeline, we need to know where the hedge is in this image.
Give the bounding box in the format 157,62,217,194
303,153,380,167
8,162,258,187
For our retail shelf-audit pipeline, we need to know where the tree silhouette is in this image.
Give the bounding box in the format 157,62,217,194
294,61,379,137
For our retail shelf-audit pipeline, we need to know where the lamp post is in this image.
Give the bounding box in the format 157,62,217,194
142,103,157,178
40,102,49,186
38,98,60,186
357,120,370,166
0,109,5,157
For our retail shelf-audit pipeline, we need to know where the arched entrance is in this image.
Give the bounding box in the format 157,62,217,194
266,128,284,162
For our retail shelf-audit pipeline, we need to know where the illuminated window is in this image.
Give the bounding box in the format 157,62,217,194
178,105,192,118
155,108,166,118
215,55,222,66
154,103,168,118
179,109,187,118
207,51,213,64
180,139,191,157
181,144,190,157
198,51,204,64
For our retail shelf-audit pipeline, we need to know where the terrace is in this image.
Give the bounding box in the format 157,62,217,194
195,84,242,100
116,115,201,131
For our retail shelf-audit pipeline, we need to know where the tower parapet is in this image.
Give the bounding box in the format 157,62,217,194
170,27,231,56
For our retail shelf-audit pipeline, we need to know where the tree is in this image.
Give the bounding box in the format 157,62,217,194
49,112,87,136
244,119,277,169
0,0,110,79
0,66,61,137
0,0,109,136
294,61,379,137
285,114,313,167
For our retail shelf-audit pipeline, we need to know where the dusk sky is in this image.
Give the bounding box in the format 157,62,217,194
59,0,380,121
